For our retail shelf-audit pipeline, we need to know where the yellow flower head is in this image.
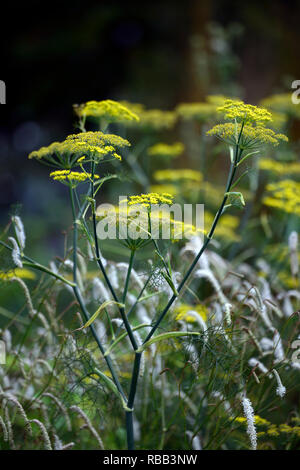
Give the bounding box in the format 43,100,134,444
123,106,177,130
29,131,130,168
217,99,272,124
259,158,300,176
147,142,184,158
207,99,288,150
154,169,203,183
74,99,140,124
124,192,174,209
176,102,217,121
261,93,300,119
263,180,300,216
175,303,208,323
50,170,99,185
96,193,204,249
150,184,177,196
207,122,288,148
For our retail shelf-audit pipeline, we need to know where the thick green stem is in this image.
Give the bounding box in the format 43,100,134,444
123,249,135,304
126,351,142,449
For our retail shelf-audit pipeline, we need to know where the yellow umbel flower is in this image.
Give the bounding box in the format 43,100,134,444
207,123,288,148
176,95,234,122
96,194,204,248
263,180,300,216
261,93,300,119
154,169,203,183
205,211,240,242
259,158,300,175
29,131,129,168
235,415,270,427
124,106,177,130
74,99,140,123
266,425,280,437
147,142,184,158
150,184,177,196
207,99,288,150
217,99,272,124
175,303,208,322
125,192,174,208
176,102,217,121
50,170,99,185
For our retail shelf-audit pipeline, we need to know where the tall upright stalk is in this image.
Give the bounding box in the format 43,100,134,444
124,129,244,449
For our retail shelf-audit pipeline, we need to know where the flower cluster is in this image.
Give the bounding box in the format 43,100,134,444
154,169,203,183
50,170,99,185
205,212,240,242
263,180,300,216
147,142,184,158
261,93,300,119
206,99,288,151
207,122,288,148
176,95,233,122
176,102,217,122
150,184,177,196
174,303,208,323
73,99,140,124
120,102,177,130
236,416,300,440
125,192,174,208
218,99,272,124
29,131,130,168
259,158,300,175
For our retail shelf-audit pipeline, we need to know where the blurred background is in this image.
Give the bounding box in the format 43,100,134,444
1,0,300,261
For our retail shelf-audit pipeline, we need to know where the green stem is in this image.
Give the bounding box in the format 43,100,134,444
123,249,135,304
126,351,142,450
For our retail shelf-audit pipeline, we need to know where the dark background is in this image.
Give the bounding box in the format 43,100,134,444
0,0,299,258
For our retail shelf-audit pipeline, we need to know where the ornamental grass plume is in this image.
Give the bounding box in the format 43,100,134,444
241,396,257,450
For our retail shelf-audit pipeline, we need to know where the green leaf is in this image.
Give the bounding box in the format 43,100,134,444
104,323,149,357
93,368,127,409
161,271,179,296
224,191,245,209
237,150,259,167
75,300,124,331
138,331,201,353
